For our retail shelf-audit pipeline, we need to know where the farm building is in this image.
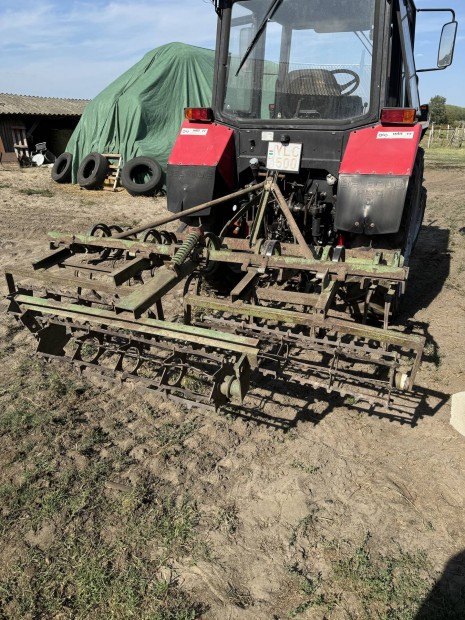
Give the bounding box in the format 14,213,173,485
0,93,87,165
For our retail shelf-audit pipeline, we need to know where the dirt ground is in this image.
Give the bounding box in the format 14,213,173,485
0,157,464,619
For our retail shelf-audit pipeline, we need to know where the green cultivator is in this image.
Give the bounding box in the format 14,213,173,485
5,176,425,413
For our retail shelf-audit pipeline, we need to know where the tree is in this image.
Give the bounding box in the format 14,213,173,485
429,95,447,124
445,104,465,124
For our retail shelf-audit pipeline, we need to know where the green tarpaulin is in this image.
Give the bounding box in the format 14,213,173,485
67,42,214,182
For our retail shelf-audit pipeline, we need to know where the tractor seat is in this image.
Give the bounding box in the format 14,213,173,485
277,69,363,120
286,69,342,97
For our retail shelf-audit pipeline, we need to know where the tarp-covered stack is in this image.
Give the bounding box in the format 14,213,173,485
67,42,214,182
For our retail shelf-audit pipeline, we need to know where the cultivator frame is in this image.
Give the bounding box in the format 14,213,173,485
5,176,425,413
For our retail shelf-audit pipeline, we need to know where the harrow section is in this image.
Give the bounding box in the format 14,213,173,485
5,177,425,413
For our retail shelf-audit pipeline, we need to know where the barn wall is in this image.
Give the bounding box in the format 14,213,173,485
0,117,18,152
0,114,81,157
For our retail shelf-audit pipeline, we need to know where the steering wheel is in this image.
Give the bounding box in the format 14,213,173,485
329,69,360,95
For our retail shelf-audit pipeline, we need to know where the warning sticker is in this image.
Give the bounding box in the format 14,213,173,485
181,128,208,136
377,131,414,139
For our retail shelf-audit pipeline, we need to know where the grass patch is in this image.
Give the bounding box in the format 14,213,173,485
155,419,201,455
285,534,434,619
287,564,337,616
1,537,205,619
1,473,205,618
0,319,23,359
18,188,54,197
78,426,109,456
290,460,320,475
333,534,430,618
0,356,81,438
424,147,465,168
0,455,111,536
0,352,207,618
120,478,201,558
289,511,319,547
213,503,239,536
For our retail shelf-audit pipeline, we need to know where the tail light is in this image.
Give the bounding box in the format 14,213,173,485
380,108,417,125
184,107,214,122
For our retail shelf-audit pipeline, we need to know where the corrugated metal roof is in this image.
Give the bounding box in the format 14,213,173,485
0,93,88,116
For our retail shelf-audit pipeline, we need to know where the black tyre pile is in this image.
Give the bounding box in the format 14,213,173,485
51,152,163,197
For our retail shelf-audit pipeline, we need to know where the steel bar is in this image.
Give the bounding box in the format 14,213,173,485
230,269,259,302
255,287,319,306
46,233,405,277
113,182,267,239
4,266,132,295
48,232,174,256
184,294,425,350
315,281,340,314
207,249,408,281
32,247,72,270
272,181,315,259
111,256,152,286
115,261,197,318
12,294,259,364
60,261,114,274
250,176,273,246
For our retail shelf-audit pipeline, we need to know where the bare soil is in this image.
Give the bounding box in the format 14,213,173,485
0,161,464,619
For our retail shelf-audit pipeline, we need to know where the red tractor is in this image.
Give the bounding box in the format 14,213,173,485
168,0,456,263
5,1,458,414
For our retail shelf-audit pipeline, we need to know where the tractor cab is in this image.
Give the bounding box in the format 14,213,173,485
219,0,377,125
168,0,456,219
210,0,456,178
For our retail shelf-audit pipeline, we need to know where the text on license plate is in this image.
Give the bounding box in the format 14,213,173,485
266,142,302,173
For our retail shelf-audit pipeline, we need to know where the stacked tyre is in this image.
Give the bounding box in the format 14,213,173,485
52,152,163,196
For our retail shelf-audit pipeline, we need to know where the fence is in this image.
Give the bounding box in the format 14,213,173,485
426,122,465,148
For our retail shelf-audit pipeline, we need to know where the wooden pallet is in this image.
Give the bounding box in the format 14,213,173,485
102,153,123,191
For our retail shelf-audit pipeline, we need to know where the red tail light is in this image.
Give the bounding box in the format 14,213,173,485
184,107,214,122
380,108,416,125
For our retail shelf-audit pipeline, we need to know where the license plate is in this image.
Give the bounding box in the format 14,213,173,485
266,142,302,173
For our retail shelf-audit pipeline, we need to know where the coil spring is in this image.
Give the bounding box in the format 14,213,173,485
172,231,201,266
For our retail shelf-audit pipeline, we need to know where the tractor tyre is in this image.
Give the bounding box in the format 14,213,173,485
121,157,163,197
51,152,73,183
77,153,109,190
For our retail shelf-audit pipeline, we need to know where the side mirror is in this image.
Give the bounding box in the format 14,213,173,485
419,104,429,123
437,21,457,68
